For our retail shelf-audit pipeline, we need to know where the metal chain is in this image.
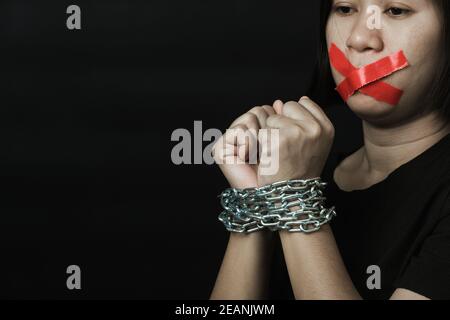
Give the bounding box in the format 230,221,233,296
218,178,336,233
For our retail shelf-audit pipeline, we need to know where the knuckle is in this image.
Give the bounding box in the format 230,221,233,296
212,141,224,161
282,101,297,112
230,123,246,131
306,122,322,139
279,126,300,143
249,106,264,115
278,133,290,146
261,105,276,115
266,114,279,125
285,101,299,106
289,125,303,137
242,112,258,125
326,123,335,138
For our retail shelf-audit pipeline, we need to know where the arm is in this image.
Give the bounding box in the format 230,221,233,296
210,231,274,300
211,103,280,300
279,225,361,300
279,225,430,300
264,97,430,300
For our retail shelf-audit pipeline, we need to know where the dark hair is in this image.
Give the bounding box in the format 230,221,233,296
308,0,450,123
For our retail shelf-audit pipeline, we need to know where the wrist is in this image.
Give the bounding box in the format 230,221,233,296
229,229,275,242
219,178,336,234
279,223,332,239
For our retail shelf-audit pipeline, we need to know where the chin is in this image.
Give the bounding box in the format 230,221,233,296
346,93,398,123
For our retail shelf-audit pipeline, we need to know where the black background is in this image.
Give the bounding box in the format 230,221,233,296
1,0,362,299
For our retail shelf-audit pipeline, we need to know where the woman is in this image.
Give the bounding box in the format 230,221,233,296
210,0,450,300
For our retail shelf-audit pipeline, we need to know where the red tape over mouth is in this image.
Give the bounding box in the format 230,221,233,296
329,43,409,106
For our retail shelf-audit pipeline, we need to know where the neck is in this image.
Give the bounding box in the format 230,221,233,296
360,111,450,176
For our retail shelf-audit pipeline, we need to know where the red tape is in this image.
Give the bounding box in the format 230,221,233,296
329,43,409,105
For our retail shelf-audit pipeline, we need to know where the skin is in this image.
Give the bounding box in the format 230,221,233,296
211,0,450,300
330,0,450,191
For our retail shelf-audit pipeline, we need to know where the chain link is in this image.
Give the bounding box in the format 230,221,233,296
218,178,336,233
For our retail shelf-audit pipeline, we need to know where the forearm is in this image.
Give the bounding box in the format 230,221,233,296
279,224,361,300
210,231,274,300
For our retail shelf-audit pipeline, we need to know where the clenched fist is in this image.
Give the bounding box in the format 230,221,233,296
212,97,335,189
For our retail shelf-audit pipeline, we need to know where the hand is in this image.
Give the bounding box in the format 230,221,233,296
212,97,334,189
212,104,277,189
259,97,335,186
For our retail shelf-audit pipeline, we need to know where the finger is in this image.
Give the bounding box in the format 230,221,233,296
298,96,334,131
273,100,284,115
229,112,261,131
248,106,274,128
229,111,262,163
257,127,281,177
224,124,258,163
233,117,259,150
266,114,300,133
261,105,277,116
258,127,278,159
282,101,317,124
224,124,246,146
221,126,246,163
212,132,234,164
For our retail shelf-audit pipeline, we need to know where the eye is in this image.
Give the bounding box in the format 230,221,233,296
334,5,356,16
385,7,411,17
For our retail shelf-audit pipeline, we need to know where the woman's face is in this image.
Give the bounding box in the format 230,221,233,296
326,0,443,126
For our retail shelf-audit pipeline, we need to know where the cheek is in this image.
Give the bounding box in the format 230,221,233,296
326,19,347,85
326,17,351,48
330,66,345,90
325,23,334,51
387,22,442,99
396,55,437,98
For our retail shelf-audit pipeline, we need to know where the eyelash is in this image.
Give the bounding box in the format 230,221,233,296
333,5,412,18
385,7,411,17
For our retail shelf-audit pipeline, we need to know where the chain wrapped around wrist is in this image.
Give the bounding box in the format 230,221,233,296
218,178,336,234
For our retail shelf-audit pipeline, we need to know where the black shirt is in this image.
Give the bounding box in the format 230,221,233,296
269,132,450,300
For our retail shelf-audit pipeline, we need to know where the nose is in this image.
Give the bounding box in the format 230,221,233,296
345,11,384,54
